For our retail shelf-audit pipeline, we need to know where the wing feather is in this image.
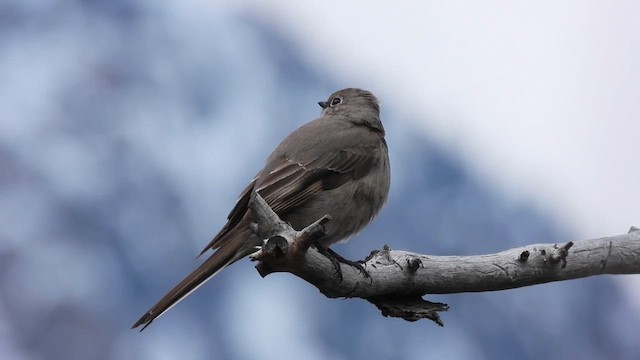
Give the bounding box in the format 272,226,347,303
201,124,384,254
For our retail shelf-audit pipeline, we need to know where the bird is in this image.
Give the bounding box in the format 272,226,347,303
132,88,390,330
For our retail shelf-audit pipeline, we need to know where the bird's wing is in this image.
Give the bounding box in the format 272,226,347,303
257,144,381,213
201,128,385,253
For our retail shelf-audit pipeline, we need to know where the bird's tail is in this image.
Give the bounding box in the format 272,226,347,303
131,229,257,331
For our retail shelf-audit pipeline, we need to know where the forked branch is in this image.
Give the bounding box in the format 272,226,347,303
248,194,640,326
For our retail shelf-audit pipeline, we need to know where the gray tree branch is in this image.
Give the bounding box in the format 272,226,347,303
248,193,640,326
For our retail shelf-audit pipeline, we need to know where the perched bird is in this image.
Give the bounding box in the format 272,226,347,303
132,88,390,330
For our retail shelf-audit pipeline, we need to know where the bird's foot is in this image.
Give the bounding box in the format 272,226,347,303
314,242,370,281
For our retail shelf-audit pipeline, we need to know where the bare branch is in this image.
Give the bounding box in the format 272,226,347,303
248,194,640,326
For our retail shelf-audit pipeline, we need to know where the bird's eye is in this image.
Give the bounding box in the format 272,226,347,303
330,97,342,106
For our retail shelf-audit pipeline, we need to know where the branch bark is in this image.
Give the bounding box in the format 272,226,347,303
248,194,640,326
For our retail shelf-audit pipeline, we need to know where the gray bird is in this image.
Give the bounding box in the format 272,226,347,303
132,88,390,330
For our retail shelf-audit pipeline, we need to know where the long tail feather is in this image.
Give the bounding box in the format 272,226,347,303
132,231,256,330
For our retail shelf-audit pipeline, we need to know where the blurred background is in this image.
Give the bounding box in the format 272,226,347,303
1,1,639,359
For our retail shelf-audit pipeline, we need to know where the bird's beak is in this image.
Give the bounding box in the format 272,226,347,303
318,101,328,109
